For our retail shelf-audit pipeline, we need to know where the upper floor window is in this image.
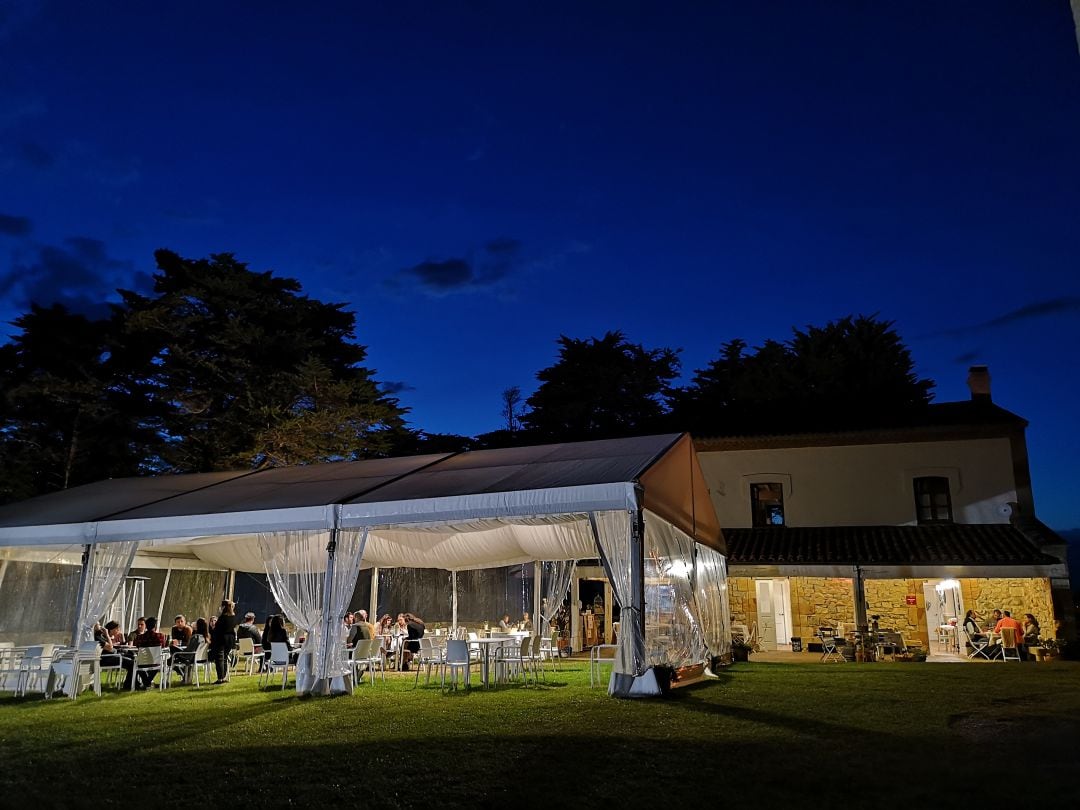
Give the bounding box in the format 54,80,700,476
914,476,953,524
751,482,785,527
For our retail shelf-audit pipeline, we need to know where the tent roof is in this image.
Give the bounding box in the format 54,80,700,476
0,434,725,561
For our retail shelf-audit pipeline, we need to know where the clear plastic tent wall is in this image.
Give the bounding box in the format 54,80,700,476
643,514,732,671
0,544,84,645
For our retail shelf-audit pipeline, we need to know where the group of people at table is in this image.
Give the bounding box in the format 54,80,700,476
961,608,1042,659
91,600,536,688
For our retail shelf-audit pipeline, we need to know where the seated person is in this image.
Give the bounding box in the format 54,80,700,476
169,617,210,682
171,615,193,646
126,617,147,644
498,613,512,631
106,620,125,646
263,614,294,662
1022,614,1040,646
124,617,167,689
94,621,121,668
962,610,986,643
237,612,263,647
993,610,1025,656
521,611,533,631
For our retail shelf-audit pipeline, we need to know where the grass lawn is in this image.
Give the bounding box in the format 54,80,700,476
2,659,1078,808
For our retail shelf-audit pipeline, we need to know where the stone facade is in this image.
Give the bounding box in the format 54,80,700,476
729,575,1054,649
961,577,1055,634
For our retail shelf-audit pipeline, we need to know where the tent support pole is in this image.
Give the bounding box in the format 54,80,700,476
451,570,458,632
156,562,172,625
369,566,379,623
853,564,868,655
532,561,541,634
226,569,236,603
630,505,646,677
0,559,8,594
317,530,339,696
71,543,92,645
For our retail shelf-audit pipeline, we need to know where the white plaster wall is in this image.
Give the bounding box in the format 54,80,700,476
699,438,1018,527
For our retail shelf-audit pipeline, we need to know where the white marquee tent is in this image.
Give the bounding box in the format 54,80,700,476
0,433,730,697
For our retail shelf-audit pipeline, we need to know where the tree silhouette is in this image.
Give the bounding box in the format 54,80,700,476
522,331,680,441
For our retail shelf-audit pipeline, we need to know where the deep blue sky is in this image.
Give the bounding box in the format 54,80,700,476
1,2,1079,528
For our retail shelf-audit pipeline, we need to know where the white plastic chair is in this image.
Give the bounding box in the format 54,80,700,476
131,647,165,691
260,642,295,690
19,644,55,696
48,642,101,699
168,641,211,687
350,638,385,686
234,637,262,675
441,640,471,690
496,636,536,686
412,638,444,688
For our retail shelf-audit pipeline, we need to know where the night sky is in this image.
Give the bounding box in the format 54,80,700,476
1,2,1078,528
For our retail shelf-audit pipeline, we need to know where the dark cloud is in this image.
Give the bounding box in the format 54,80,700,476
18,140,54,169
385,238,524,297
380,381,415,394
921,297,1080,339
0,236,137,319
0,213,32,236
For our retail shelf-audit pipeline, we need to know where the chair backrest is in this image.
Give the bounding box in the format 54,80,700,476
519,636,532,656
1000,627,1018,648
446,640,469,665
270,642,290,665
238,637,255,655
194,641,210,664
468,632,479,642
532,635,542,656
136,647,161,666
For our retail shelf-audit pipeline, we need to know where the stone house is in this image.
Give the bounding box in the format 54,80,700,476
695,366,1072,652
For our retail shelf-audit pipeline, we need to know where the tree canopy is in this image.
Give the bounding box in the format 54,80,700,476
670,315,934,435
521,331,681,442
0,251,409,503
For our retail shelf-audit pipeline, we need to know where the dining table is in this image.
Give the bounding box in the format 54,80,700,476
470,637,518,687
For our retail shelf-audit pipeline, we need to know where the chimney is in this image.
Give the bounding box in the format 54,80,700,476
966,365,991,402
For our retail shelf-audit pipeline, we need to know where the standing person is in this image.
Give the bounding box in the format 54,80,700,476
402,613,425,671
210,600,237,684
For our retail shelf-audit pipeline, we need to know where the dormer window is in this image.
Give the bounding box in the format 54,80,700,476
914,476,953,524
751,482,785,527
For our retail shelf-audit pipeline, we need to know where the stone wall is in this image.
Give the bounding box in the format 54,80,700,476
728,575,1054,649
865,579,926,645
960,578,1055,634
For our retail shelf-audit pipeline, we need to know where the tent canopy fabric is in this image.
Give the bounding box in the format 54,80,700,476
0,433,724,572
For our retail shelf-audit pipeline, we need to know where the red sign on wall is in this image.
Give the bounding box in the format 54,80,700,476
905,595,917,606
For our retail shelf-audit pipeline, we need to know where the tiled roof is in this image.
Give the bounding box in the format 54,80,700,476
724,524,1060,566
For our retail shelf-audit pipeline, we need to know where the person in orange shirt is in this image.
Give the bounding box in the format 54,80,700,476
993,610,1025,657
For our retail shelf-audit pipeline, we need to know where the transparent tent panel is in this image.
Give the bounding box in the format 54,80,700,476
0,557,81,643
373,564,535,630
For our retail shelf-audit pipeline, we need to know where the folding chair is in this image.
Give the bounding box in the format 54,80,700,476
818,628,845,663
999,627,1022,662
965,629,993,660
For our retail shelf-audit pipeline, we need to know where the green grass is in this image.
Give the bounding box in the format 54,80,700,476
2,660,1079,808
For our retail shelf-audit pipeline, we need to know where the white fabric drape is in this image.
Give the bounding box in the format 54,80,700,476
310,526,368,696
694,545,731,664
257,529,328,695
590,510,645,693
77,538,139,641
539,559,577,635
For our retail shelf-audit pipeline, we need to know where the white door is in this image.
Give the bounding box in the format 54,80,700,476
923,581,944,654
756,580,777,651
775,579,793,647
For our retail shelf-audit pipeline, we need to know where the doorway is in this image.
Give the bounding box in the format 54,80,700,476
923,579,964,655
755,578,792,651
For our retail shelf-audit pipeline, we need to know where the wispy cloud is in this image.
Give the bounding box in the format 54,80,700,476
381,380,415,394
383,238,524,297
953,349,981,365
921,297,1080,339
0,212,32,237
